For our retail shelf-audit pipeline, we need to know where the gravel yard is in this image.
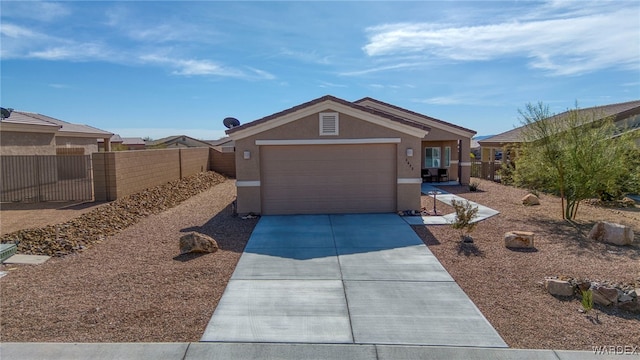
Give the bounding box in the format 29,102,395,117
1,177,638,350
1,175,258,342
415,179,640,350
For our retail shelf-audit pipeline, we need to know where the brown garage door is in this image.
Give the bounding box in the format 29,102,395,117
260,144,396,215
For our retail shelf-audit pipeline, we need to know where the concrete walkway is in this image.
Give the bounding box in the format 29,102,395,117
402,183,500,225
201,213,507,347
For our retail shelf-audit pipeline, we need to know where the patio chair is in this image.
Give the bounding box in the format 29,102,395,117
421,169,434,183
437,168,449,182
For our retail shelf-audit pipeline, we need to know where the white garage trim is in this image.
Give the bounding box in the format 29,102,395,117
397,178,422,184
236,180,261,187
255,138,401,146
460,162,472,166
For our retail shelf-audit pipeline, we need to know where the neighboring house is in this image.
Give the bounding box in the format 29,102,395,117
0,110,113,155
206,136,236,178
145,135,212,148
478,100,640,162
206,136,235,151
98,135,146,151
226,95,476,215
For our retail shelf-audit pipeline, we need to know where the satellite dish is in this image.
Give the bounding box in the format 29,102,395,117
0,107,13,120
223,117,241,129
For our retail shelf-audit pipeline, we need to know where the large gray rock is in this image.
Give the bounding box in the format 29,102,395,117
504,231,535,249
618,299,640,313
588,222,634,246
545,278,574,297
179,232,218,254
521,194,540,206
591,285,619,306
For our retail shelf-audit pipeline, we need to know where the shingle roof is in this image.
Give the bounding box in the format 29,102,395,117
1,111,61,129
98,134,123,143
479,100,640,146
121,137,145,145
225,95,432,135
354,97,476,135
146,135,212,147
6,111,112,136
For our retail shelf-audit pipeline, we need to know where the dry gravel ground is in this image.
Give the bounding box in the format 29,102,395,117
1,177,638,349
1,178,258,342
414,179,640,351
0,201,108,236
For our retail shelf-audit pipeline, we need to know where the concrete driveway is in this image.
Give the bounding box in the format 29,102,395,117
202,213,507,347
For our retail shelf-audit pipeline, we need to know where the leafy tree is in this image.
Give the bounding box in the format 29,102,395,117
513,102,636,220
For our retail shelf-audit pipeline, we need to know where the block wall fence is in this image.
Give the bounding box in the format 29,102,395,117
92,148,214,201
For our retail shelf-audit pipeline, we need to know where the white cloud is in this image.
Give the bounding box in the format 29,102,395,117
247,67,277,80
1,2,70,22
413,96,467,105
318,81,347,88
49,84,70,89
29,43,113,61
363,3,639,76
339,62,425,76
277,48,332,65
1,23,115,62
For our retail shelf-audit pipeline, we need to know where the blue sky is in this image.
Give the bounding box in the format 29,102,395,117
2,1,639,140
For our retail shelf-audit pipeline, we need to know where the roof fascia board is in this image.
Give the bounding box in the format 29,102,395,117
229,100,428,140
56,131,114,138
357,99,475,138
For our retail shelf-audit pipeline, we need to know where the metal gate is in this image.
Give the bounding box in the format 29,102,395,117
0,155,93,202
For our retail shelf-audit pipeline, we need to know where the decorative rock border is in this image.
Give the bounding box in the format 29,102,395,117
544,276,640,313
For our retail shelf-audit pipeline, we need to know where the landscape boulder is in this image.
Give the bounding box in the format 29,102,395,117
545,278,574,297
179,232,218,254
521,194,540,206
591,285,620,306
587,222,634,246
618,299,640,313
504,231,535,249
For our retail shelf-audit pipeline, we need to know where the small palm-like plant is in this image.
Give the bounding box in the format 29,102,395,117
450,199,479,242
580,289,599,322
581,289,593,313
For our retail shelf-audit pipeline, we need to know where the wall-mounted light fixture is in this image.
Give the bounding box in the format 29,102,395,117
243,150,251,160
406,148,414,157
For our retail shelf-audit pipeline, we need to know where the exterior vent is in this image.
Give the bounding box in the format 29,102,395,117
319,112,339,136
221,146,235,153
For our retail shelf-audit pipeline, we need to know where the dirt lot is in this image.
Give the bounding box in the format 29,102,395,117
1,201,108,235
1,178,638,350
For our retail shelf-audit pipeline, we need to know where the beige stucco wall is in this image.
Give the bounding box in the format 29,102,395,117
422,129,473,185
234,110,423,214
0,131,56,155
210,148,236,178
93,148,209,201
55,136,99,155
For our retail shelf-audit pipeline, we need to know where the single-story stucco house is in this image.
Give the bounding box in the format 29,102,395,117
145,135,213,149
98,135,146,151
226,95,476,215
478,99,640,162
0,110,113,155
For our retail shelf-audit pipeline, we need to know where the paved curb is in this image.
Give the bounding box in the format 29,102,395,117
0,342,626,360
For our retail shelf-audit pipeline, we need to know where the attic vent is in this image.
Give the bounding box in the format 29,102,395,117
319,112,339,136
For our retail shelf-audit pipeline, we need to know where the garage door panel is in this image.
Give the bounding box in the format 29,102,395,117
261,144,396,215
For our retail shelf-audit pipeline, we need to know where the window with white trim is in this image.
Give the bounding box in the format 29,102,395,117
319,112,339,136
444,146,451,167
424,147,441,168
